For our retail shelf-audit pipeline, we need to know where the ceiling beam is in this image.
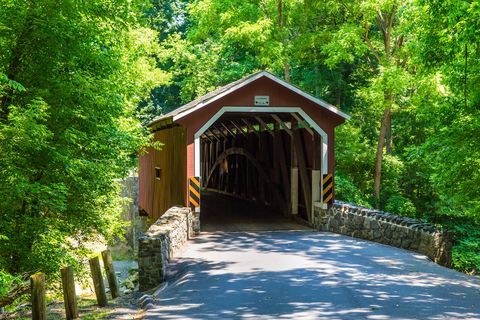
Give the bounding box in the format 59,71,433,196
254,116,274,136
271,114,292,136
201,133,214,143
214,126,228,139
206,129,221,141
221,123,235,136
241,119,259,137
291,112,314,136
230,121,247,137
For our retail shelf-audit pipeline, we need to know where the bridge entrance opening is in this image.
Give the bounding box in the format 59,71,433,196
200,191,309,232
198,110,324,226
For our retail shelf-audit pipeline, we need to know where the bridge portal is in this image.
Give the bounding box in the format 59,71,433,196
139,71,349,226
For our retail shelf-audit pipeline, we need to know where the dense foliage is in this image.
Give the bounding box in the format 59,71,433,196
0,0,165,300
149,0,480,273
0,0,478,305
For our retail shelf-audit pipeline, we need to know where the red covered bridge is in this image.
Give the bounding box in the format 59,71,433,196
138,71,349,225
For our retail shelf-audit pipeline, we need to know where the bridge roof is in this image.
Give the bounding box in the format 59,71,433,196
149,71,350,128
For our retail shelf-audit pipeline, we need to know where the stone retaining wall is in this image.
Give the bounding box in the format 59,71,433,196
138,206,193,291
116,176,147,255
313,201,452,267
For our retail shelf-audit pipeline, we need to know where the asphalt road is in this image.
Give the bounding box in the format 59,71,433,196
144,230,480,320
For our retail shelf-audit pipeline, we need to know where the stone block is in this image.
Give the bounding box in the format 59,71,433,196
138,206,194,291
320,201,453,267
369,220,380,230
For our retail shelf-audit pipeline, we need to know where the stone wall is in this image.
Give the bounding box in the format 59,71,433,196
118,176,147,254
138,206,193,291
313,201,452,267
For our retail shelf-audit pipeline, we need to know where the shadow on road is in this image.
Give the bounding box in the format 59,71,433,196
200,191,310,232
146,231,480,320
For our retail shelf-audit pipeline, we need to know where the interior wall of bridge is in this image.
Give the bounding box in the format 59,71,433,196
198,112,322,221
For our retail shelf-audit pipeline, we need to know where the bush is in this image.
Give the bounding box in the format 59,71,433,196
385,195,417,217
335,172,372,207
452,238,480,274
447,221,480,274
0,270,22,297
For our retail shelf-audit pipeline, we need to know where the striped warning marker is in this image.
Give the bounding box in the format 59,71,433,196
189,176,201,207
322,173,333,204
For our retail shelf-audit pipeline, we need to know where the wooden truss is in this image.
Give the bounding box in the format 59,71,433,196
200,113,321,221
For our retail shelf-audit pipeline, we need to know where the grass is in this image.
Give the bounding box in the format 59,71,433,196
3,295,136,319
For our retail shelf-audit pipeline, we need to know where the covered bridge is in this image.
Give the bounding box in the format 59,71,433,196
138,71,349,225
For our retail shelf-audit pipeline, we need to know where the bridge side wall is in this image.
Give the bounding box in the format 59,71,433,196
138,126,187,220
312,202,452,267
138,206,193,291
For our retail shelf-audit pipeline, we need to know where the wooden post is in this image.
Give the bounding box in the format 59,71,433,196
293,128,312,220
89,256,107,307
61,266,78,319
101,250,120,299
311,133,322,217
258,130,266,204
30,272,46,320
290,117,299,215
273,122,280,186
223,135,229,192
275,130,290,214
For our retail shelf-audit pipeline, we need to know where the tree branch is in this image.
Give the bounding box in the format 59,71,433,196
364,21,382,63
0,280,30,308
464,43,468,109
365,55,378,71
394,35,404,56
259,0,270,19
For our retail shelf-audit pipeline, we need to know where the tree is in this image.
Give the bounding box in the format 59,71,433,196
407,0,480,272
154,0,358,108
148,0,480,274
319,0,412,208
0,0,166,299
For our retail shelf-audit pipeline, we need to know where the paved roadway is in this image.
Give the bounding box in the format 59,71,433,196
144,193,480,319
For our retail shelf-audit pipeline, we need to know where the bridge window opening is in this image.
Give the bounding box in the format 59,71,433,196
155,167,162,180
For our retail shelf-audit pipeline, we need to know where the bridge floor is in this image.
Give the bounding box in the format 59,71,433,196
145,230,480,320
200,191,310,232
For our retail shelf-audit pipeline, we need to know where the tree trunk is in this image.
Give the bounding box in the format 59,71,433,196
374,103,392,208
335,84,341,107
284,63,291,83
278,0,282,28
277,0,291,83
385,113,392,154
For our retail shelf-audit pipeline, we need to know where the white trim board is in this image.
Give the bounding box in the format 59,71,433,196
173,71,350,122
193,106,329,178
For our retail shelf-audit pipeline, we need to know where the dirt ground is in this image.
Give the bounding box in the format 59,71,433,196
1,260,141,320
0,292,144,320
